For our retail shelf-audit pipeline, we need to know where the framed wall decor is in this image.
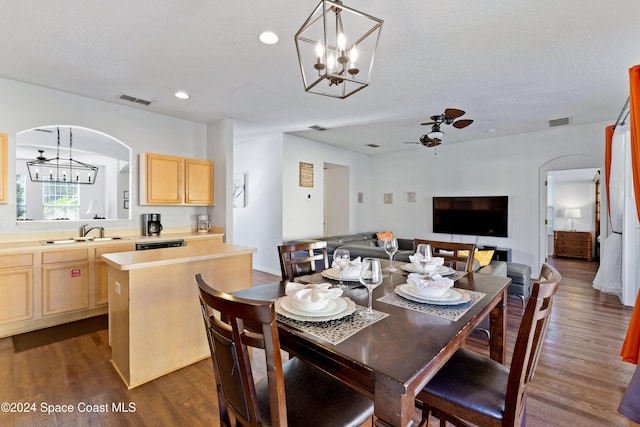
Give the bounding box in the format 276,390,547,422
405,191,417,204
383,193,393,204
123,199,129,209
123,190,130,200
299,162,314,188
233,172,247,208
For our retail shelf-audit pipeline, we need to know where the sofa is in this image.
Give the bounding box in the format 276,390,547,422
285,232,532,302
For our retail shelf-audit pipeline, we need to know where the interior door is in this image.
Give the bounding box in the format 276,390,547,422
324,163,349,236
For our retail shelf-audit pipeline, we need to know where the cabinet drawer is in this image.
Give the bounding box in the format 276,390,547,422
0,253,33,269
42,249,89,264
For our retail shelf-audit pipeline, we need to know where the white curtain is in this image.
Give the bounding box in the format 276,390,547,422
593,127,627,297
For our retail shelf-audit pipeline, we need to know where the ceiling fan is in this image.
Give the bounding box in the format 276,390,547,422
420,108,474,140
404,134,441,147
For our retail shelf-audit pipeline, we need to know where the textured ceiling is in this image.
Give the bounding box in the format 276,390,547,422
1,1,639,154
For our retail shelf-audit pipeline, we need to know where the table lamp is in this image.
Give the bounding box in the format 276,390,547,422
565,208,581,231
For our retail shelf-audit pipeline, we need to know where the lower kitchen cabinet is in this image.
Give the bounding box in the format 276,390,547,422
0,253,34,324
42,249,90,316
94,244,134,306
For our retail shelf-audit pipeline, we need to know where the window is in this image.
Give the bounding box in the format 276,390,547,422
16,174,26,220
43,182,80,220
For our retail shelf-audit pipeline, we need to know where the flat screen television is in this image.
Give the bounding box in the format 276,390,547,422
433,196,508,237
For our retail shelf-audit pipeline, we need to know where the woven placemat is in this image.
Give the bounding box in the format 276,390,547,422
377,289,485,321
277,306,388,345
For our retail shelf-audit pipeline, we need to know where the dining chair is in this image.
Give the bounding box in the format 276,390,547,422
414,239,476,273
195,274,374,427
416,263,561,427
278,241,329,281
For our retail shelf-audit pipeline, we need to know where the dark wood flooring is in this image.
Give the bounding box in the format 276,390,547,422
0,259,638,426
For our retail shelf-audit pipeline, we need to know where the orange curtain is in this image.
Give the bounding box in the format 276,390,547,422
621,65,640,364
605,125,614,216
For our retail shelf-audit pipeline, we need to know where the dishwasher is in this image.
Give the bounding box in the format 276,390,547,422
135,239,185,250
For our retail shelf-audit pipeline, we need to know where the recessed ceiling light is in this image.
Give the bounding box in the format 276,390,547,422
174,91,190,100
259,31,279,45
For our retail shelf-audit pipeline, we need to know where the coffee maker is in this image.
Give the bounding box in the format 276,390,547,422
142,213,163,236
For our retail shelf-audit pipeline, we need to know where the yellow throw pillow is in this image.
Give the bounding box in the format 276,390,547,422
474,250,495,267
457,249,494,267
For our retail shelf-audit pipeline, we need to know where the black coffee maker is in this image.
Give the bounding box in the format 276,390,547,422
142,213,163,236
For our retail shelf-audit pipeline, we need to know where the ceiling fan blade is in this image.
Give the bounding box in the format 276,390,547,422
420,121,435,126
452,119,473,129
403,141,421,144
444,108,465,119
427,140,441,147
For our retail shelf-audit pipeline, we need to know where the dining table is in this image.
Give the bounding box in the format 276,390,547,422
232,259,511,427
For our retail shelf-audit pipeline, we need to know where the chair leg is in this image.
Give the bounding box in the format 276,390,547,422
418,404,432,427
518,294,526,306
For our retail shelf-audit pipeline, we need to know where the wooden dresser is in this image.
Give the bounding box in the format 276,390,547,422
554,231,593,261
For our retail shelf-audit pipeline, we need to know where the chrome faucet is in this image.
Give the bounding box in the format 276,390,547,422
79,224,105,238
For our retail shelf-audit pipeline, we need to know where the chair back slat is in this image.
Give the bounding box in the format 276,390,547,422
196,273,287,426
504,263,561,425
278,241,329,280
414,239,477,273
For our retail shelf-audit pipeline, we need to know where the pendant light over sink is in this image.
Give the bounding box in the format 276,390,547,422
26,127,98,184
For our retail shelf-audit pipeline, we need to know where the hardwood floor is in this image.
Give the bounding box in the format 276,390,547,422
0,260,638,426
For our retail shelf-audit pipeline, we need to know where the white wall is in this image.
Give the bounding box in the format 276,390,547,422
0,77,210,236
553,181,596,233
233,134,283,275
282,134,370,241
369,121,607,272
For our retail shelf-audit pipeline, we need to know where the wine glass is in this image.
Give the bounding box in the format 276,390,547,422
333,248,351,289
384,238,399,272
359,258,383,318
416,243,432,273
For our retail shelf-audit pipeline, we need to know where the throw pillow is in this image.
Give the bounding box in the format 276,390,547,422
376,231,394,241
474,250,495,267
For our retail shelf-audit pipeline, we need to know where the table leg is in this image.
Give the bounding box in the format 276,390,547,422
489,289,507,364
373,381,416,427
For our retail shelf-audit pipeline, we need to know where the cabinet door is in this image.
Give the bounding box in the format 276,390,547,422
94,244,134,306
141,153,183,205
185,158,214,205
0,268,34,324
186,236,223,246
42,261,90,316
0,133,7,204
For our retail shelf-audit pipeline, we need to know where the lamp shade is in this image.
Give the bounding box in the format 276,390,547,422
564,208,582,218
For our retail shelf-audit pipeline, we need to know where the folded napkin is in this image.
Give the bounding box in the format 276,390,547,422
406,273,454,296
408,254,445,271
285,282,343,301
331,256,362,279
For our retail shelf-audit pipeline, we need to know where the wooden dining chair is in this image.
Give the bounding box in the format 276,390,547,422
416,263,561,427
277,241,329,281
414,239,477,273
195,274,373,427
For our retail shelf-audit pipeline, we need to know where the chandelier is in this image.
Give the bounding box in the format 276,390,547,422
26,127,98,184
295,0,383,99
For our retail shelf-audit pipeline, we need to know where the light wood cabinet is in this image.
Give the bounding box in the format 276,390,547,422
42,249,90,316
185,235,223,246
139,152,214,206
0,133,8,204
93,243,134,306
0,253,34,324
554,231,593,261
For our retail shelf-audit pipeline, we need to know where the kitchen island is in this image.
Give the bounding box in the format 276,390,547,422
102,242,256,389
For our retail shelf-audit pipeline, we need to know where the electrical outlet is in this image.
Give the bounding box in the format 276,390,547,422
115,282,121,295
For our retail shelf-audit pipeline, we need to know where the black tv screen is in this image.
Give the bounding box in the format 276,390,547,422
433,196,508,237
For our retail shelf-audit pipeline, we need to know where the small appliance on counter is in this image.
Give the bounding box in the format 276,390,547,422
197,215,212,233
142,213,163,236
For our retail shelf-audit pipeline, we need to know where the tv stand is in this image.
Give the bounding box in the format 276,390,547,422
479,246,512,262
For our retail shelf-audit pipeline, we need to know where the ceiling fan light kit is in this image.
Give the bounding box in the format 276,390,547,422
295,0,383,99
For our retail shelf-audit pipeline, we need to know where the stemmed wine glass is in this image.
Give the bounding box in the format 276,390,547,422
333,248,351,289
359,257,383,318
384,238,399,272
416,243,432,273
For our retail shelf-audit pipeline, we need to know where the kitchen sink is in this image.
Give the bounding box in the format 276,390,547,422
41,237,127,245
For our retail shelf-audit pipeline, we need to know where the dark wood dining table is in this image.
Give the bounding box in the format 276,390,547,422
232,260,511,427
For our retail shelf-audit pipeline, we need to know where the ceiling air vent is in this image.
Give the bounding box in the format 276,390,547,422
309,125,328,131
366,143,380,148
119,94,152,106
548,117,571,127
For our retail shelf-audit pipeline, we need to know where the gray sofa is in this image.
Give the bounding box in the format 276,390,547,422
285,232,532,302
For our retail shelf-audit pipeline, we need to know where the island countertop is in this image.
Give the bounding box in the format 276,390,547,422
102,242,255,271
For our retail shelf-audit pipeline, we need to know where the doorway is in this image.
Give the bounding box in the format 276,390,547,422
323,163,349,236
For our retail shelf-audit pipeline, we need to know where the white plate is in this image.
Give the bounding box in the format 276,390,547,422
279,296,347,317
276,297,356,321
401,264,455,276
399,284,462,302
321,267,361,281
394,285,471,306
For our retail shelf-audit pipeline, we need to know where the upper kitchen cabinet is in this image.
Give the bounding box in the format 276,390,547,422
1,133,7,204
139,152,214,206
